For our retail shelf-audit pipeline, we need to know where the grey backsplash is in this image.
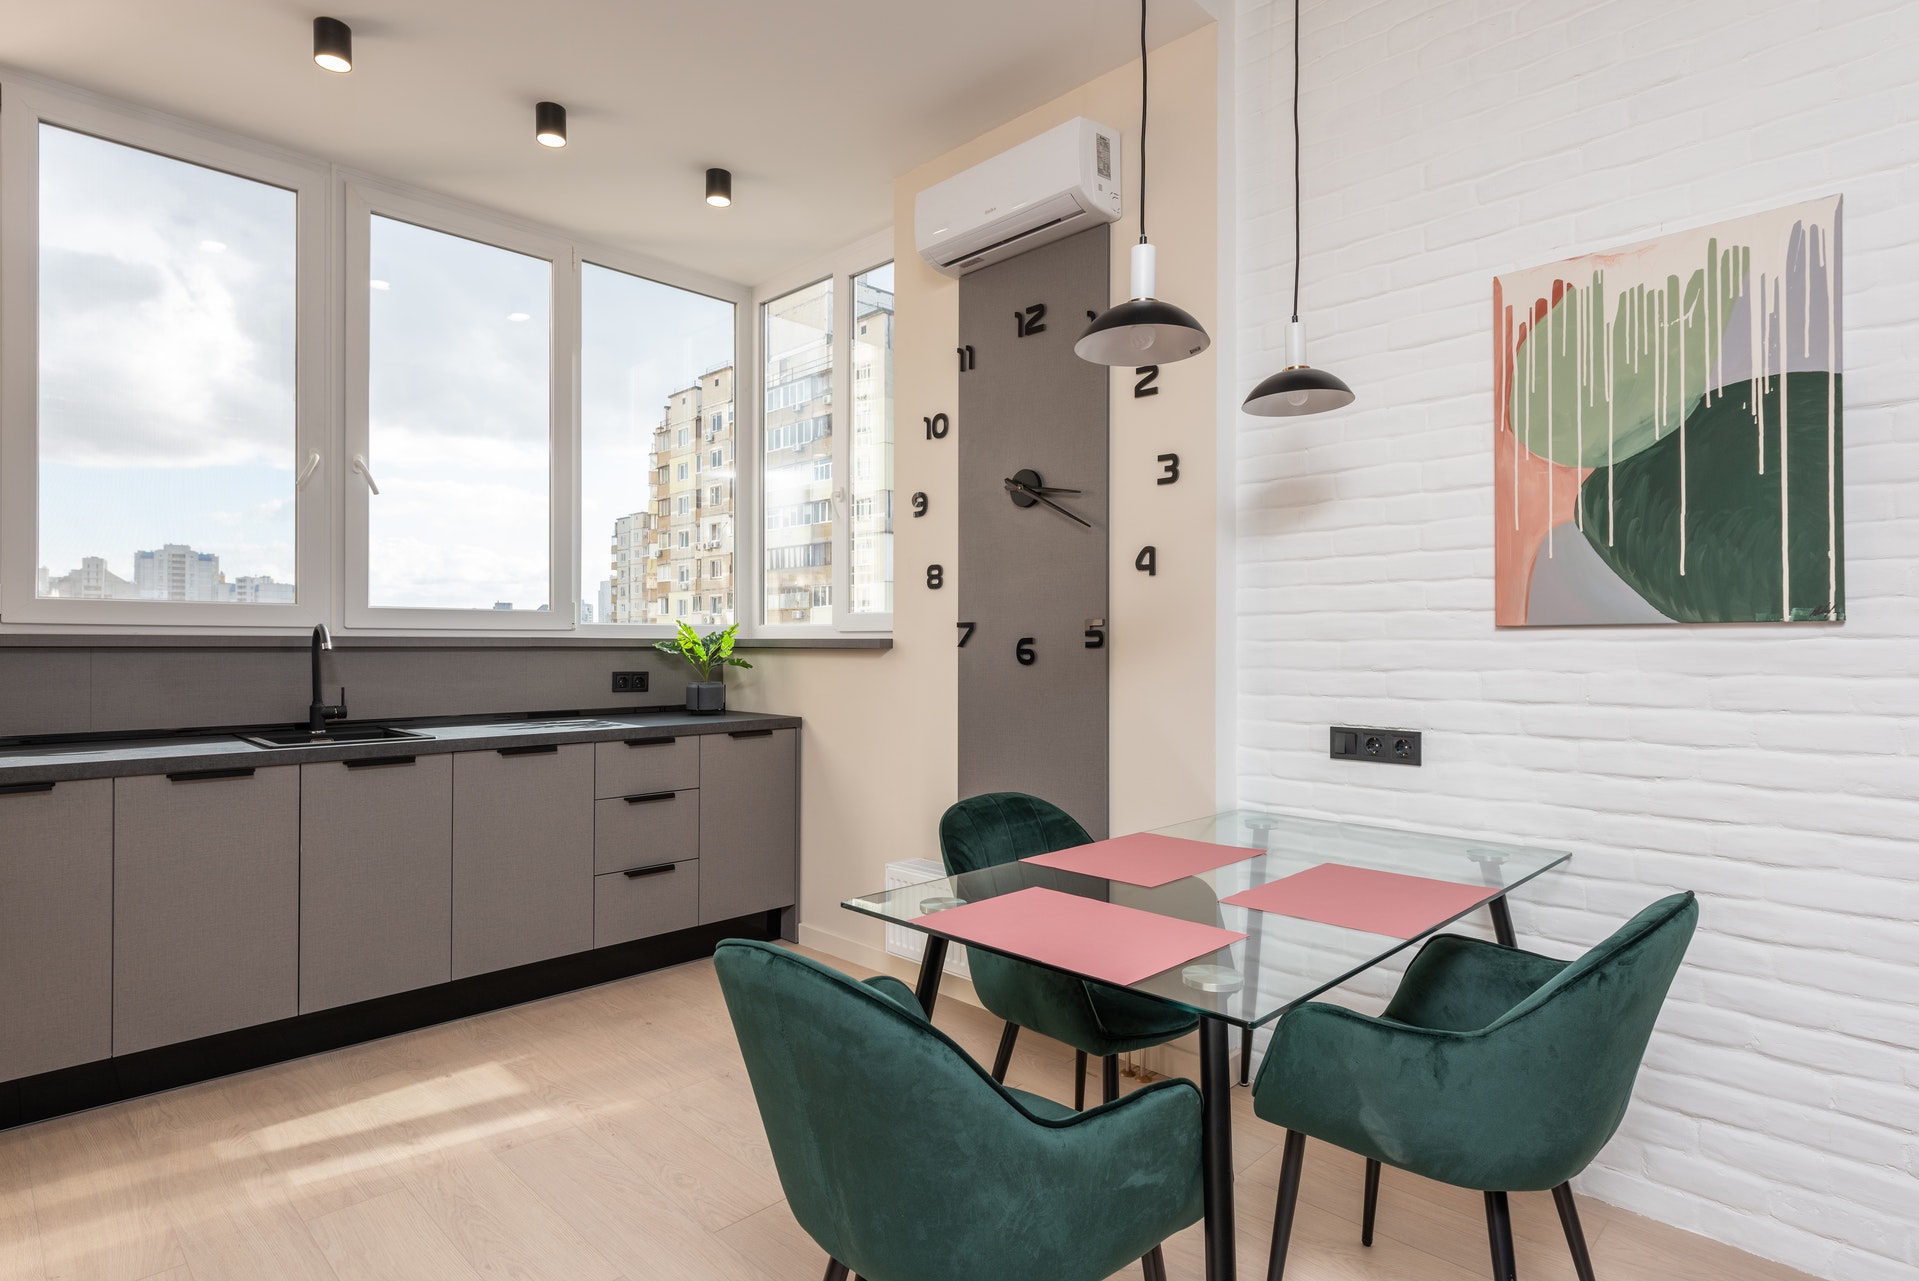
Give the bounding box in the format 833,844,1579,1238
0,645,690,739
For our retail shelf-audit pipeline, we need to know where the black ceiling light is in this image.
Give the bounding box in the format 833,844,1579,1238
1075,0,1210,367
1242,0,1354,417
705,168,732,208
312,16,352,74
535,101,567,149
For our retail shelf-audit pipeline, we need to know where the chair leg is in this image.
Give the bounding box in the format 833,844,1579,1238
1102,1053,1121,1104
822,1260,850,1281
1264,1129,1307,1281
990,1021,1020,1083
1553,1183,1599,1281
1074,1050,1088,1110
1483,1191,1517,1281
1139,1244,1168,1281
1361,1158,1381,1246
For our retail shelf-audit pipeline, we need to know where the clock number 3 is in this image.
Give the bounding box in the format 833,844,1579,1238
1014,304,1047,338
1015,637,1036,666
1157,453,1180,485
926,564,944,590
923,413,950,440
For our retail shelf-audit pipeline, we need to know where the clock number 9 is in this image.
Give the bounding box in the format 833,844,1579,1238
911,491,928,517
1015,637,1036,666
923,412,950,440
926,564,944,590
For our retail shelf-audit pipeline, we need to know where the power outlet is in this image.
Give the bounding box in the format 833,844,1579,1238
1330,726,1421,766
610,671,650,695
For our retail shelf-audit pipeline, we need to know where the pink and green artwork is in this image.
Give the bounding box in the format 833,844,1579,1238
1493,196,1843,626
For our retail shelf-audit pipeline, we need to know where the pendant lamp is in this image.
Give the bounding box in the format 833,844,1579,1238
1243,0,1353,416
1075,0,1210,367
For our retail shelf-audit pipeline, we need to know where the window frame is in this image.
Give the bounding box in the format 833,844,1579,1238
0,80,332,631
749,228,895,637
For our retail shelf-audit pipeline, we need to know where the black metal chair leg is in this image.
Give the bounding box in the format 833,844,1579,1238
822,1260,850,1281
1483,1191,1517,1281
1074,1050,1088,1110
1140,1244,1168,1281
1239,1025,1253,1085
1264,1129,1307,1281
1553,1183,1599,1281
1102,1053,1121,1104
990,1021,1020,1083
1361,1158,1381,1246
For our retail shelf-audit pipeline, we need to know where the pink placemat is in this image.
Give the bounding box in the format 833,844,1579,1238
1021,832,1264,888
910,886,1247,987
1222,863,1491,939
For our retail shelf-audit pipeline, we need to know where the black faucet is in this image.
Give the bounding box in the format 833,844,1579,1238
309,624,348,733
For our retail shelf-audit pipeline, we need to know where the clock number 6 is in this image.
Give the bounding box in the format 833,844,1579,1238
1135,546,1158,577
926,564,944,589
923,412,950,440
1015,637,1036,666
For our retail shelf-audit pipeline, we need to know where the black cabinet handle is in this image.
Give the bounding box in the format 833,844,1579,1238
622,862,677,879
728,729,774,739
168,767,257,783
0,781,55,796
497,744,560,757
345,755,417,769
625,736,677,748
622,790,676,805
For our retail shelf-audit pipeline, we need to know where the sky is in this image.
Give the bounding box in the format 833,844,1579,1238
36,123,735,614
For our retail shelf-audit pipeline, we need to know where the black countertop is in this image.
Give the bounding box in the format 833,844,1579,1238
0,709,799,786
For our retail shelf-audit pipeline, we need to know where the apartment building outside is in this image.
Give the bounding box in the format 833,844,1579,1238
608,365,735,626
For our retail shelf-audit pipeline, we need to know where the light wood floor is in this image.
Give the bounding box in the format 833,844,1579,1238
0,948,1817,1281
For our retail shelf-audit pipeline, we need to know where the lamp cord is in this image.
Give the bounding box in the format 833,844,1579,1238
1292,0,1302,323
1139,0,1149,246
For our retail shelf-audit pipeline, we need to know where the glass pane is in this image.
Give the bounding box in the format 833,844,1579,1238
36,125,297,604
367,215,550,611
581,265,735,627
849,263,894,615
762,278,834,624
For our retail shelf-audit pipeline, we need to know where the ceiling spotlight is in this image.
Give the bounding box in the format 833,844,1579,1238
705,168,732,208
535,101,567,149
312,17,352,74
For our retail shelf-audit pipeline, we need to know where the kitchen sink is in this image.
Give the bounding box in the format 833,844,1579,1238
238,724,434,750
510,718,632,731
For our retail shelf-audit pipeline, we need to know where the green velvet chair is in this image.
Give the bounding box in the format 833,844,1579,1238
1252,892,1698,1281
714,940,1202,1281
939,792,1200,1109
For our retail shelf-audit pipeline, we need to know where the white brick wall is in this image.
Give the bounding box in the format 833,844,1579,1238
1229,1,1919,1277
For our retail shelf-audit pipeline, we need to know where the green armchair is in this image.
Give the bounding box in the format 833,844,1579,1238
1252,892,1698,1281
939,792,1200,1108
714,940,1203,1281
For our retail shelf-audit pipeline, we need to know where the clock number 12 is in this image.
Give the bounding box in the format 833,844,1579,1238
1014,304,1046,338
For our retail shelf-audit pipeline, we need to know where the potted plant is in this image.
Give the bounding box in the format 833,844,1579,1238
654,621,752,715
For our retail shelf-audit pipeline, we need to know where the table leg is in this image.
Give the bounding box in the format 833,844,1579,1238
1487,895,1517,947
1198,1016,1237,1281
913,938,949,1014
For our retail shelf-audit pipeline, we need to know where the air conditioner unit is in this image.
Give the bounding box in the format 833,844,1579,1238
915,116,1122,278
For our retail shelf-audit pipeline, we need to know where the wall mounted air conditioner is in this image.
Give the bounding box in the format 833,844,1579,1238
915,116,1123,278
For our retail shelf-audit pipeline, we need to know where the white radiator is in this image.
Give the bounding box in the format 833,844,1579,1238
882,858,971,979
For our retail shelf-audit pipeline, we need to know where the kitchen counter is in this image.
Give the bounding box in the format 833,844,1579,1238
0,708,800,787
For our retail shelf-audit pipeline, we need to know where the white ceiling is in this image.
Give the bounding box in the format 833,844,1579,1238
0,0,1216,285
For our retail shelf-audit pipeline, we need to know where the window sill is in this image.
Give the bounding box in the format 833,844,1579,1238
0,630,892,651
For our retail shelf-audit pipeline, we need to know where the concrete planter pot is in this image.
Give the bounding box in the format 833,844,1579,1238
685,680,726,715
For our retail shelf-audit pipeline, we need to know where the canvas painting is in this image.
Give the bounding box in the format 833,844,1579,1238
1493,196,1843,626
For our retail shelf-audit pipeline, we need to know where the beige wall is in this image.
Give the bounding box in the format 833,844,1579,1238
739,25,1220,971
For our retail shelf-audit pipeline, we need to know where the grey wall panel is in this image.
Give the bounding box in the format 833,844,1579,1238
0,650,92,737
0,779,113,1079
957,227,1111,839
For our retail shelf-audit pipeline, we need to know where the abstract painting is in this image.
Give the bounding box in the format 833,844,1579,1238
1494,196,1843,625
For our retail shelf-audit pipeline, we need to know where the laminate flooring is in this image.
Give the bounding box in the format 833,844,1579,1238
0,948,1819,1281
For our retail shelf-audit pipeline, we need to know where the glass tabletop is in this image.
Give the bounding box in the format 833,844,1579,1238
842,808,1570,1029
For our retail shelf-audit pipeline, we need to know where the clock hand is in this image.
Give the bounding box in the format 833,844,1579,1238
1004,478,1093,528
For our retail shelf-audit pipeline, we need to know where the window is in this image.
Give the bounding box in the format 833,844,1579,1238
848,263,894,616
761,279,833,624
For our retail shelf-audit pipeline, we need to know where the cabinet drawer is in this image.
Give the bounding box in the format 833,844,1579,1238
594,862,699,947
594,790,699,875
595,736,698,799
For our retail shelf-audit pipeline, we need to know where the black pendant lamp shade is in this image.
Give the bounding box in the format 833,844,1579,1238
1076,0,1210,367
312,16,352,73
1243,0,1353,416
535,101,568,148
705,168,732,207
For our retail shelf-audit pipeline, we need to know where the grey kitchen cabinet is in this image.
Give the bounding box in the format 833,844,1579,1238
594,736,698,799
594,861,700,947
299,754,454,1013
452,743,594,979
113,766,300,1055
594,789,699,875
0,779,113,1080
698,729,798,923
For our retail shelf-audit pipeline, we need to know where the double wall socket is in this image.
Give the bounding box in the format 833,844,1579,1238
610,671,650,694
1330,726,1422,766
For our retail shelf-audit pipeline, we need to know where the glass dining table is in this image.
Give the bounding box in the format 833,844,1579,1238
842,808,1571,1281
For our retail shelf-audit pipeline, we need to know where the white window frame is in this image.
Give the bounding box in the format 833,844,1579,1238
749,228,894,637
0,79,332,631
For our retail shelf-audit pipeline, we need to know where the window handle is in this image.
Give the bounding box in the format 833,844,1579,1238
352,454,381,496
296,451,323,492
